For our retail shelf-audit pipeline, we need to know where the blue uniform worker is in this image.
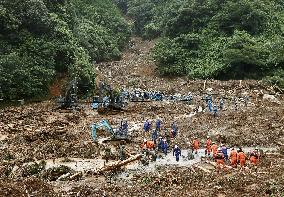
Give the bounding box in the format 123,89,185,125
213,105,218,117
171,122,177,138
162,139,168,155
220,98,224,110
156,119,161,131
173,145,181,162
221,144,228,160
143,119,151,132
152,129,158,144
208,100,213,112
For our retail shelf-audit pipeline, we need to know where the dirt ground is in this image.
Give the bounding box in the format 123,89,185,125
0,37,283,196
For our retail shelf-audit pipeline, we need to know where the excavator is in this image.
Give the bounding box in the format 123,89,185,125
57,78,78,109
91,119,129,143
91,78,128,114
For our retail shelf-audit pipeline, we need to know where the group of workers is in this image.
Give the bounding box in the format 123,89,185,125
196,136,261,172
201,95,250,117
140,132,261,172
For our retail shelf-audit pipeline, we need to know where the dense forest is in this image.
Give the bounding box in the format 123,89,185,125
0,0,130,100
124,0,284,84
1,0,284,100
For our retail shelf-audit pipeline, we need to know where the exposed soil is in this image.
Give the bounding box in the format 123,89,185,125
0,37,283,196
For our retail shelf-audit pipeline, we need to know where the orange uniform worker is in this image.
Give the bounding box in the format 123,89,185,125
215,149,226,172
211,142,218,158
237,150,247,169
141,139,155,150
205,136,212,156
192,137,200,154
229,148,238,167
249,149,260,166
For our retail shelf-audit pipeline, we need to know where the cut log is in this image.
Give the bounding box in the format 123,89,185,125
195,165,211,173
205,161,233,169
69,172,83,181
94,154,142,174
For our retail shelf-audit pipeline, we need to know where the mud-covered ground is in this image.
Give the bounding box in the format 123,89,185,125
0,38,283,196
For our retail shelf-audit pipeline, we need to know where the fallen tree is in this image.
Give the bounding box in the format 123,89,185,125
94,154,142,174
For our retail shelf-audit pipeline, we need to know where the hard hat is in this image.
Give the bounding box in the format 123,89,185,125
218,148,222,152
163,139,166,142
144,139,147,142
212,142,215,144
207,136,210,138
174,145,178,148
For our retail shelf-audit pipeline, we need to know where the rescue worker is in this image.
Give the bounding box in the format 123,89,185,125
219,98,224,110
208,99,213,112
157,137,163,151
143,119,151,133
171,121,177,138
211,142,218,158
152,129,158,145
229,148,238,168
249,148,260,171
215,148,226,173
104,147,111,163
119,145,126,161
164,129,171,144
192,137,200,154
213,104,218,117
173,145,182,162
221,144,228,161
156,119,161,132
162,138,168,155
237,149,247,171
141,138,148,150
146,140,155,150
205,136,212,156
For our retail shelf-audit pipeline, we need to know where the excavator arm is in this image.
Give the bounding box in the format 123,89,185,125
91,120,114,141
91,120,129,142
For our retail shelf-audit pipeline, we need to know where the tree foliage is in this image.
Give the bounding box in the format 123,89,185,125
126,0,284,85
0,0,130,100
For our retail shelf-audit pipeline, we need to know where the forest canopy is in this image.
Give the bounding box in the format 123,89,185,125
0,0,130,100
126,0,284,86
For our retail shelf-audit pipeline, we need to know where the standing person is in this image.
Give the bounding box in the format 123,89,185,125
219,98,224,110
208,99,213,112
119,145,126,161
221,144,229,161
162,138,168,155
157,137,163,151
152,129,158,145
104,147,111,163
237,149,247,171
173,145,182,162
156,119,161,132
249,148,260,172
171,121,178,138
213,105,218,117
205,136,212,156
192,137,200,154
215,149,226,173
229,148,238,168
143,119,151,137
164,129,171,144
211,142,218,158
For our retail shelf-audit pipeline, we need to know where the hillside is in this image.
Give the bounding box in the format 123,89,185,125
0,0,130,100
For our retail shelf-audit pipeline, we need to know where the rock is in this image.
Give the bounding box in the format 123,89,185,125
263,94,280,103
